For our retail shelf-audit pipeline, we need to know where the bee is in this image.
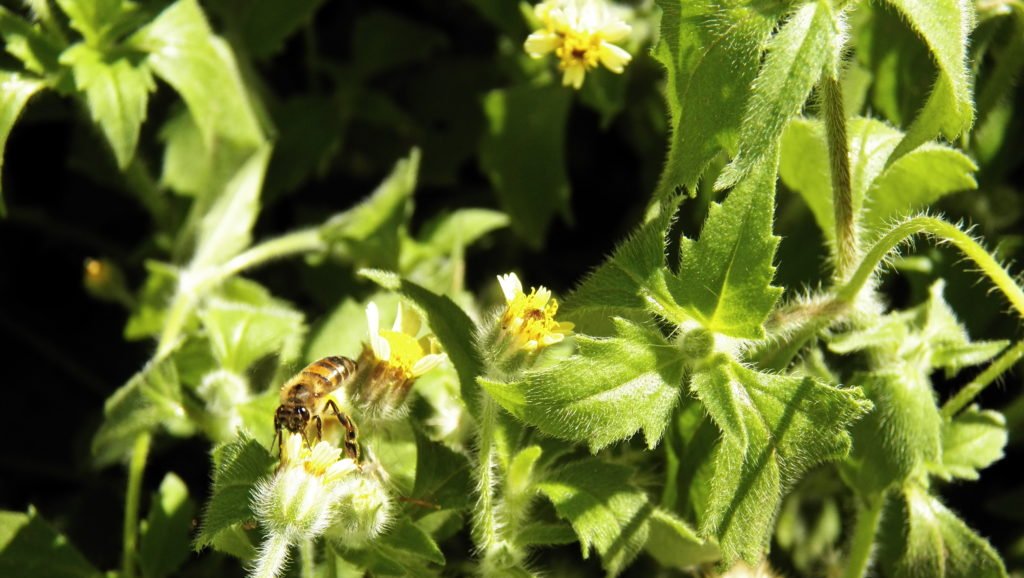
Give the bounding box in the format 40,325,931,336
275,356,361,460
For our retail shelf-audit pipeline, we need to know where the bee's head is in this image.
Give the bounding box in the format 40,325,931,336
275,405,311,433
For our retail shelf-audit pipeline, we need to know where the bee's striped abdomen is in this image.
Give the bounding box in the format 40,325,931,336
300,355,356,395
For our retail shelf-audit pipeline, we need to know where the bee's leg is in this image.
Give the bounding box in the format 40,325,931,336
325,399,361,461
313,415,324,444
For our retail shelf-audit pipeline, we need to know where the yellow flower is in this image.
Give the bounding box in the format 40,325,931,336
366,302,447,379
524,0,632,89
280,433,358,485
497,273,574,352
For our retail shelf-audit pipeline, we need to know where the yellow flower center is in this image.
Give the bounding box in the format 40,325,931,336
501,290,569,351
379,330,425,375
554,30,601,71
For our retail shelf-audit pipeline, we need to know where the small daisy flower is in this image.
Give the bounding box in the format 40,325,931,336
497,273,574,353
524,0,632,89
347,302,448,419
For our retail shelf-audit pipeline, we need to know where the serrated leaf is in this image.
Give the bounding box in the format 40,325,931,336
691,358,870,563
0,70,44,216
538,459,653,576
0,508,102,578
479,318,682,452
189,146,270,270
780,116,903,243
198,298,305,374
92,356,193,467
410,429,472,513
321,150,419,270
129,0,263,147
195,434,275,550
140,473,195,578
480,85,570,249
55,0,134,47
359,270,483,417
563,209,682,334
673,151,782,339
885,0,975,161
60,44,154,169
0,8,63,77
932,406,1007,481
339,518,445,577
716,0,838,190
864,143,977,228
652,0,783,196
878,486,1007,578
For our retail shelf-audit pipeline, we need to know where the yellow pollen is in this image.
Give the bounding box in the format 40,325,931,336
501,289,570,351
555,31,600,70
379,330,425,375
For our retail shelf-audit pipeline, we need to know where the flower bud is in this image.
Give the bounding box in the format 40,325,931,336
325,473,393,548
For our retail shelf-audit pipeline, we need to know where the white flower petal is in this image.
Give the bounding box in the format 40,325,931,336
599,20,631,43
395,303,422,336
411,353,448,377
366,302,390,361
535,286,552,307
562,63,586,89
525,30,560,58
497,273,522,303
598,42,631,73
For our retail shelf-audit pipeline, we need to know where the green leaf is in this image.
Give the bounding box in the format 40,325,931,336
652,0,783,196
415,208,509,257
226,0,325,60
563,208,681,334
60,44,154,169
864,142,977,229
878,486,1007,578
321,150,419,270
410,429,472,512
480,85,571,249
124,261,183,340
516,523,578,547
479,318,683,452
672,151,782,339
0,8,64,77
195,434,275,551
198,297,305,373
716,0,838,190
159,108,254,198
339,518,445,577
691,357,870,563
885,0,975,161
0,508,102,578
351,11,448,78
538,459,653,576
780,116,903,243
140,473,195,578
643,508,719,569
0,70,44,216
129,0,263,147
359,270,483,416
189,146,271,270
932,406,1007,481
92,355,193,467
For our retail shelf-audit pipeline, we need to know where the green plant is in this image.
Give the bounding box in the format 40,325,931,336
1,0,1023,577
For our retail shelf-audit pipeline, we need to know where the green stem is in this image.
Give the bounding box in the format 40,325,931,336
836,216,1024,319
155,228,325,358
122,433,151,578
843,496,884,578
473,395,501,554
252,533,292,578
943,340,1024,418
299,538,315,578
123,159,172,233
822,75,857,280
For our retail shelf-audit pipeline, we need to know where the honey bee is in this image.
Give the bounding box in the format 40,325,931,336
275,356,360,460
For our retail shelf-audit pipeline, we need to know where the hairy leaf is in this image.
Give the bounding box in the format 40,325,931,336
653,0,783,196
60,45,154,168
159,108,254,198
198,297,305,374
538,459,654,576
129,0,263,147
480,85,570,248
0,70,44,215
692,357,869,563
339,518,445,577
932,407,1007,481
411,429,472,513
140,473,195,578
644,508,719,569
479,318,682,451
195,434,274,551
0,508,102,578
672,151,782,339
716,0,838,189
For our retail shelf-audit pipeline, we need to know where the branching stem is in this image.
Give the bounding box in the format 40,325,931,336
122,433,151,578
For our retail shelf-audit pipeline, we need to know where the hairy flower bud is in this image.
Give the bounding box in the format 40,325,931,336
325,474,393,548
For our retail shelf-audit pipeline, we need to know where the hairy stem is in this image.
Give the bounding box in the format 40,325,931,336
823,76,857,280
836,216,1024,319
843,496,884,578
156,228,326,358
943,340,1024,418
251,533,292,578
122,433,151,578
299,538,315,578
473,395,501,554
